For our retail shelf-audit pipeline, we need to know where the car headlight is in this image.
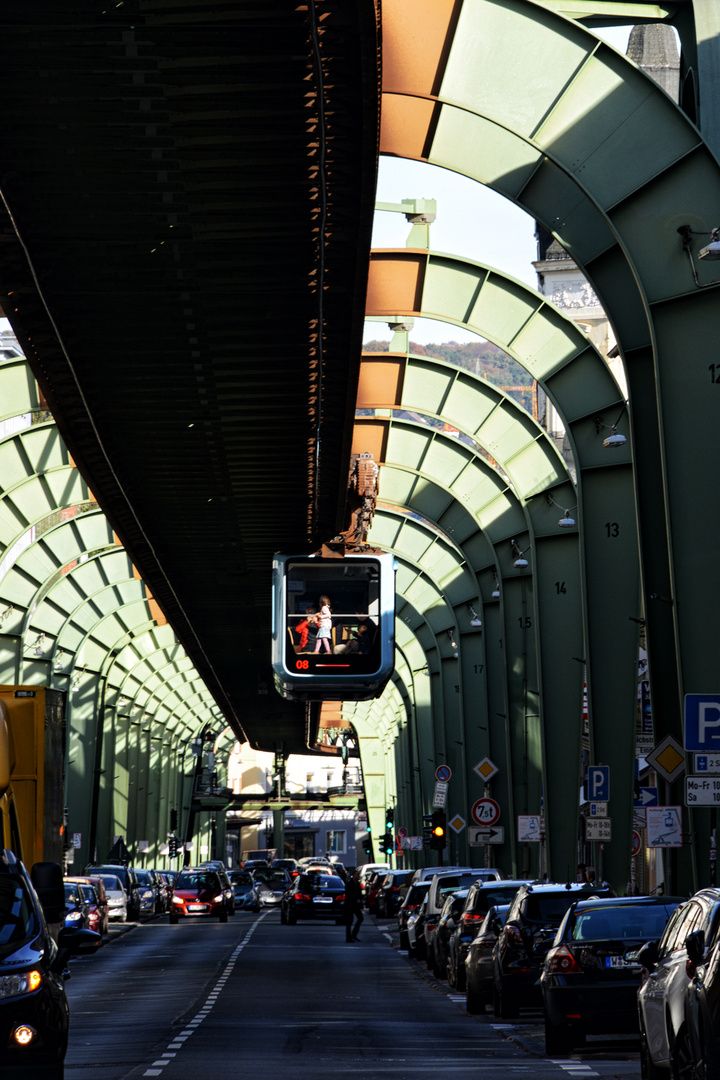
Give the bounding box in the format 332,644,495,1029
141,889,153,900
213,894,224,904
0,970,42,999
171,896,184,906
66,910,82,921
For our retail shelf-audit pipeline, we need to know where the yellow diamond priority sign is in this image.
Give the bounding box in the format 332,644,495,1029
473,757,498,782
646,734,686,784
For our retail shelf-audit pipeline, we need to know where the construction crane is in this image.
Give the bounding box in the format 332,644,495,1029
484,375,538,422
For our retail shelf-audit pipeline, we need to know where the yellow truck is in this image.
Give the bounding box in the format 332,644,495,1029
0,685,66,869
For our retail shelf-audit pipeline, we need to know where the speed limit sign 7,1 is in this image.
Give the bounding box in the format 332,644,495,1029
471,798,500,826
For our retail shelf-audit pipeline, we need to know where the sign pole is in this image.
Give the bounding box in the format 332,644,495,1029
711,808,717,887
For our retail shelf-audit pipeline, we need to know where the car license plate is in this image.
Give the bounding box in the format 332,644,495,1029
313,897,333,903
188,904,207,912
605,955,630,967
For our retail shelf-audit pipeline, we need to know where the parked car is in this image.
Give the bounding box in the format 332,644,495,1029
251,868,291,907
365,871,387,913
410,865,474,887
154,870,175,910
638,887,720,1080
492,880,615,1019
280,872,346,924
93,872,127,921
91,872,124,919
134,868,161,915
431,889,470,980
81,882,107,935
465,904,511,1012
169,867,232,923
407,891,430,959
65,875,110,936
63,881,91,930
86,863,141,920
398,881,430,951
541,894,682,1054
359,862,389,898
1,851,101,1077
376,869,414,918
447,880,535,990
425,870,488,975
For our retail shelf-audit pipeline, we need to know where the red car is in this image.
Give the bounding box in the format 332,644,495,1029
66,876,109,936
169,868,231,923
365,871,386,913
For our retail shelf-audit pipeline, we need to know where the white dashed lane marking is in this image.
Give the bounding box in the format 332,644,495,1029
142,913,267,1076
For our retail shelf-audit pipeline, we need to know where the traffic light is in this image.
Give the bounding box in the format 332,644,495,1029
169,808,178,831
381,832,393,854
363,824,372,854
168,836,177,857
385,807,394,831
431,809,446,850
422,813,433,848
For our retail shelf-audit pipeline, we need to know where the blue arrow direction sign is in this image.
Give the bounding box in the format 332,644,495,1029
685,695,720,752
634,786,659,808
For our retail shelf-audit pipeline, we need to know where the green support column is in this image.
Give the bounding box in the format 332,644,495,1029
272,807,285,860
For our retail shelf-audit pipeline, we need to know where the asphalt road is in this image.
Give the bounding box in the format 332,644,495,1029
63,910,642,1080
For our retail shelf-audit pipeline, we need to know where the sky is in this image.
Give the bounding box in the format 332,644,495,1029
365,25,632,347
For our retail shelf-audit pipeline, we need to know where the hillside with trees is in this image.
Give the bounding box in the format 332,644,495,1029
363,338,535,414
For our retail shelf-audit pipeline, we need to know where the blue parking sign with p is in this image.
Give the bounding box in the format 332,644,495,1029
685,695,720,751
586,765,609,802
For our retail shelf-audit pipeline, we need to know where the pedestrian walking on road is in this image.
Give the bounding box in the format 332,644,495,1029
344,867,364,942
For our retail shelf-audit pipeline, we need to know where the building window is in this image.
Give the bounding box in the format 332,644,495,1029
326,830,346,854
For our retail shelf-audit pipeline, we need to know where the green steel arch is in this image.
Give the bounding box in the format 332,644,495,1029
371,444,556,875
366,252,639,784
356,380,591,876
0,353,227,869
382,0,720,886
362,261,639,881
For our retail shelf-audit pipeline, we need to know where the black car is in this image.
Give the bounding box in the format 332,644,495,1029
447,879,533,990
492,881,615,1019
280,873,346,924
0,850,100,1079
197,862,236,914
431,889,469,980
541,894,682,1055
638,887,720,1079
407,891,430,959
134,868,161,916
465,904,510,1012
376,869,414,918
398,881,430,952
